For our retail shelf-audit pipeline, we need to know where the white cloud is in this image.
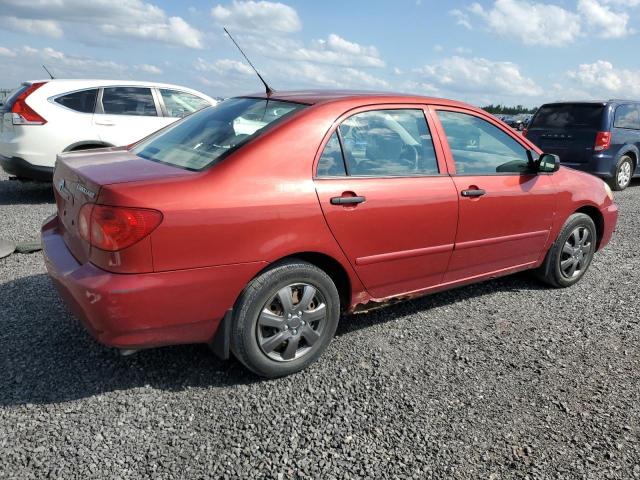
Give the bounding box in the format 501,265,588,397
567,60,640,97
16,46,128,78
0,0,203,49
415,56,542,98
212,0,301,32
468,0,582,46
0,16,63,38
450,8,473,29
292,34,385,68
137,64,163,74
195,58,254,76
577,0,633,38
0,46,17,57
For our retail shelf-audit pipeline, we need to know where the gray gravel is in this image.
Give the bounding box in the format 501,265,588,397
1,169,639,479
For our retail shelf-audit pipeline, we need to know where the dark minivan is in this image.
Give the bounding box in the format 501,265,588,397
525,101,640,190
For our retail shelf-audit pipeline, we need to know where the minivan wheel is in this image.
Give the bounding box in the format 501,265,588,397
610,155,634,191
535,213,597,288
230,260,340,378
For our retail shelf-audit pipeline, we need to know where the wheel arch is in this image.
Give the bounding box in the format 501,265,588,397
64,140,115,152
574,205,605,250
618,146,638,172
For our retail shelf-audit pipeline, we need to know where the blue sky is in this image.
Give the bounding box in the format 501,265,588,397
1,0,639,107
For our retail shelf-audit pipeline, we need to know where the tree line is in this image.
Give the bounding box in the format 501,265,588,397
482,104,537,115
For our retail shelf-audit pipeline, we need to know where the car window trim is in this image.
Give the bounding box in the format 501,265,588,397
48,87,99,115
430,105,541,177
313,104,445,179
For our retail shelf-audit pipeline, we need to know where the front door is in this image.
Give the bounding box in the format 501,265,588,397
314,107,459,299
431,108,557,283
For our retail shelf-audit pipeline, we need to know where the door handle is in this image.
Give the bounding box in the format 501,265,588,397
330,195,366,205
95,120,115,126
461,188,486,197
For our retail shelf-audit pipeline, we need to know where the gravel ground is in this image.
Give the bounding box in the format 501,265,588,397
0,169,639,480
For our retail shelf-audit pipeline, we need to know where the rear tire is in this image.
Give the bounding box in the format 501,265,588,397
230,260,340,378
609,155,634,191
535,213,597,288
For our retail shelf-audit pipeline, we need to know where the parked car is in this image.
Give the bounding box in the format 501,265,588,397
42,91,618,377
525,100,640,190
0,79,216,181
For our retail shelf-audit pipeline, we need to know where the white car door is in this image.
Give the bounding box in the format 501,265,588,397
94,86,170,147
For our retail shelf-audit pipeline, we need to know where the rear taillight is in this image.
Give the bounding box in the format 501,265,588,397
522,128,528,137
594,131,611,152
12,82,47,125
78,204,162,252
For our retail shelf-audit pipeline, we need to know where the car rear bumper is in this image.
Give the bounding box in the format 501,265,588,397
598,203,618,251
0,154,54,181
42,215,265,349
561,153,618,179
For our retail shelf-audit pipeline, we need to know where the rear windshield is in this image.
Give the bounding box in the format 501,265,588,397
132,97,306,171
530,104,604,130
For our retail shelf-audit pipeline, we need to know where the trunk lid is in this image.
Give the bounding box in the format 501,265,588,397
527,103,606,164
53,147,194,263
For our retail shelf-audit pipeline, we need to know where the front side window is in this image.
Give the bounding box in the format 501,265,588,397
132,97,306,171
437,110,531,175
160,89,210,118
614,104,640,130
336,109,439,176
102,87,157,116
55,89,98,113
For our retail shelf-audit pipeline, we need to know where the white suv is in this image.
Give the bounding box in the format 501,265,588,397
0,79,217,181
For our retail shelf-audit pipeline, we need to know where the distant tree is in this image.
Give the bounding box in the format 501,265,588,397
482,104,538,115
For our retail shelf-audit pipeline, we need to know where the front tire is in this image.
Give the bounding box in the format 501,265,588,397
230,260,340,378
536,213,597,288
609,155,634,191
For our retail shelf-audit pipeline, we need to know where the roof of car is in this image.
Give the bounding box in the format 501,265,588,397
242,89,475,109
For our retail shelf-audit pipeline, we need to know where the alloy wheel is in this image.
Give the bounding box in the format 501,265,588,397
618,160,632,189
559,226,593,279
256,283,327,362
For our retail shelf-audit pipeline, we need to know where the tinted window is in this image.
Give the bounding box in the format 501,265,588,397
55,89,98,113
530,104,604,130
614,104,640,129
160,89,210,118
102,87,157,116
437,110,530,175
132,98,305,171
317,132,347,177
338,109,439,176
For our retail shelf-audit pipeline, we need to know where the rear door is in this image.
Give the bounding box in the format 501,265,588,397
526,103,605,164
94,86,166,146
314,106,458,299
431,107,557,282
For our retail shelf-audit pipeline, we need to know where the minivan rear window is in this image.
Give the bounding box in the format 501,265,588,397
132,97,306,171
530,104,604,130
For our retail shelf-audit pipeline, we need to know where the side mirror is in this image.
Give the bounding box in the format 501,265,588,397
538,153,560,173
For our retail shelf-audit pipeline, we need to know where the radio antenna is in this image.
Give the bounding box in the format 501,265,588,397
223,27,274,97
42,64,55,80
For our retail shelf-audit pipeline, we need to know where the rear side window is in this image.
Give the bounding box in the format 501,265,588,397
55,89,98,113
160,89,210,118
317,132,347,177
614,104,640,129
333,109,438,177
102,87,157,116
530,104,604,130
437,110,530,175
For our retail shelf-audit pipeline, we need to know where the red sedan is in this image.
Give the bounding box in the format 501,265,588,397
42,91,618,377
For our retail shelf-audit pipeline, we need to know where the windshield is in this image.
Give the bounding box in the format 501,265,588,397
530,104,604,130
132,97,306,171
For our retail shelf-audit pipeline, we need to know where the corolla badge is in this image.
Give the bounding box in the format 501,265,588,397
76,183,96,199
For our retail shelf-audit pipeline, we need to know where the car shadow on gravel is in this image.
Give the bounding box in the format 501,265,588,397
0,179,54,205
0,270,547,406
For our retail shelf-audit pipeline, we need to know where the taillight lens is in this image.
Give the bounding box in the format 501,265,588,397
78,204,162,251
594,131,611,152
522,128,528,137
11,82,47,125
